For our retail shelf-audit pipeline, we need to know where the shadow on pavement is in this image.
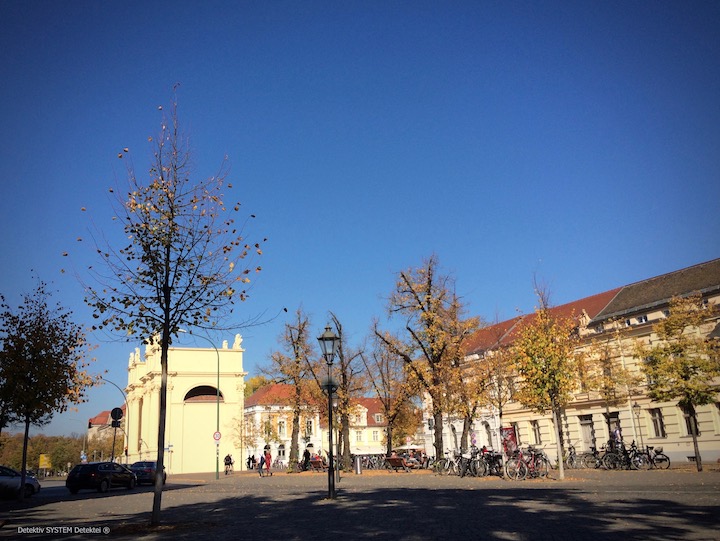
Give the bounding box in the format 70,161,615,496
106,486,718,541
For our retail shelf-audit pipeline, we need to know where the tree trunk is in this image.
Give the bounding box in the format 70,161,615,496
341,413,351,469
433,410,444,461
689,407,703,472
151,326,170,526
290,407,300,466
552,407,565,480
20,416,30,501
460,416,471,451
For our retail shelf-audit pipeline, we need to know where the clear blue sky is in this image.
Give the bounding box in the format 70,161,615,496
1,1,718,437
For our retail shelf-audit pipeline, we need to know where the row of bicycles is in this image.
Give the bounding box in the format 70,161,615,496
564,441,671,471
433,446,505,478
431,440,671,481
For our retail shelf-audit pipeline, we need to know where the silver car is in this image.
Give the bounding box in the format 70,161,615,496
0,465,41,498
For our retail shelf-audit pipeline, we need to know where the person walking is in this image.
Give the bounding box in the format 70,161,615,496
264,448,272,477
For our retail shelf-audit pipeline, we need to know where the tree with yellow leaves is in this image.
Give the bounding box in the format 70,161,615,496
636,294,720,472
513,297,581,480
375,255,480,460
84,93,264,525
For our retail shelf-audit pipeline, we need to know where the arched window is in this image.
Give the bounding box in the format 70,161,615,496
184,385,224,403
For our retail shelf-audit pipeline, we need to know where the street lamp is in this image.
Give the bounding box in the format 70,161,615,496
317,325,340,500
632,402,645,450
180,329,221,480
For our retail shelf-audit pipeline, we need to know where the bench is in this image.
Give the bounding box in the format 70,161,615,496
385,457,412,472
309,459,327,472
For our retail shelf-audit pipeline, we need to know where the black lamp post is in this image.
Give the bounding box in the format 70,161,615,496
632,402,644,450
317,325,340,499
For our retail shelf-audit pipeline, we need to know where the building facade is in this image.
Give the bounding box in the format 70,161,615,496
123,334,247,474
421,259,720,466
244,384,388,466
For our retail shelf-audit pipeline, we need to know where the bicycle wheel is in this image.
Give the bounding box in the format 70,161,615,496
505,458,527,480
536,456,550,477
653,453,671,469
471,458,487,477
579,453,598,469
432,458,447,475
632,453,651,471
602,452,621,470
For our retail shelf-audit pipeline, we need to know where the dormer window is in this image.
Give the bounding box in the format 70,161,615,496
637,315,648,324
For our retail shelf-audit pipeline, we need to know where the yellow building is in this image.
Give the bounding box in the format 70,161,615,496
124,334,247,474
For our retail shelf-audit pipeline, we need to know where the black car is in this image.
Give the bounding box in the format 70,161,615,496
66,462,136,494
130,461,166,485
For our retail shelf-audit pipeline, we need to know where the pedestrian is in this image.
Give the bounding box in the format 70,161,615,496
264,448,272,476
614,423,623,445
302,448,311,471
258,453,265,477
224,453,233,475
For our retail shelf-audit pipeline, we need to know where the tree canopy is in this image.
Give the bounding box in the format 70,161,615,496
636,294,720,471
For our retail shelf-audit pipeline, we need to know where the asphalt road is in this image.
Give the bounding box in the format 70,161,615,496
2,467,719,541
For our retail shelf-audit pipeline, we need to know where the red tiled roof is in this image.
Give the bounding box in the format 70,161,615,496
465,287,622,355
353,397,386,427
88,404,126,427
244,383,296,407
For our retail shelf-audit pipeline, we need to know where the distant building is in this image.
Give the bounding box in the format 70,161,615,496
244,384,389,465
121,334,247,474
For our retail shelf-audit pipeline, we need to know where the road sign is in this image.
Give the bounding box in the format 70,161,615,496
213,431,221,441
111,407,124,421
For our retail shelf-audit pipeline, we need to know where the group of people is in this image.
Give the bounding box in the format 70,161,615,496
391,449,426,468
246,448,273,476
299,447,325,471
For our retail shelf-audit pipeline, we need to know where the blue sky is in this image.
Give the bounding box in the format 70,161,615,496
1,1,718,437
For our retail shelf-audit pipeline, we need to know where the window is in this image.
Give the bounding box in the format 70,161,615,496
531,420,542,445
511,422,521,445
278,420,286,438
354,414,363,424
305,419,313,436
682,407,700,437
374,414,383,423
355,430,363,442
483,422,492,448
278,444,286,458
637,315,648,324
372,430,379,442
649,409,666,438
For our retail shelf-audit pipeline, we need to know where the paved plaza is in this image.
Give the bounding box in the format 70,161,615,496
2,467,719,540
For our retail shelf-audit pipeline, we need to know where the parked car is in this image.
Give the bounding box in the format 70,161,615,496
0,465,41,498
130,461,166,485
66,462,136,494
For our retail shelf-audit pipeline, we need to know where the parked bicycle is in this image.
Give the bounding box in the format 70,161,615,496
602,440,649,470
480,446,504,477
579,445,605,469
434,449,461,476
505,446,550,480
563,442,579,469
642,445,671,469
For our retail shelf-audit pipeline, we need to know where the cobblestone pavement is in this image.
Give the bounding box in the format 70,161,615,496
2,467,719,540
